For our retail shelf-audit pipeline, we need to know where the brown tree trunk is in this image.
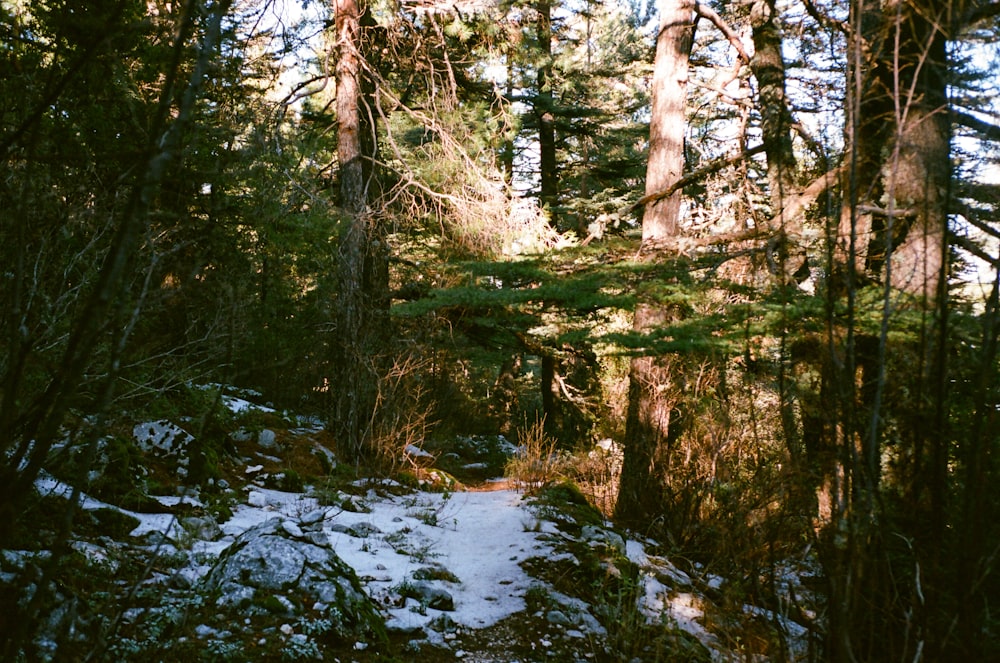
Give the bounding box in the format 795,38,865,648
615,0,695,528
840,0,949,303
333,0,388,465
536,0,558,227
748,0,807,282
823,3,953,660
639,1,692,246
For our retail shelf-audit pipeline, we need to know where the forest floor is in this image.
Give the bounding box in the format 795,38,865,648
7,388,818,662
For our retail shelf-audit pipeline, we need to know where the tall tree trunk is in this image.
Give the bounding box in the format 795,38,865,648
534,0,561,424
535,0,558,227
615,0,695,528
333,0,388,465
748,0,806,282
840,0,950,303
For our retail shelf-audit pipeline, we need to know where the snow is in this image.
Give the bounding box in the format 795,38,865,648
222,394,275,414
35,467,558,637
218,486,557,632
34,472,181,539
30,439,814,660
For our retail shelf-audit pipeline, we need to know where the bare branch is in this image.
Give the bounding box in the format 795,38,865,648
800,0,848,34
773,162,848,231
694,1,751,64
952,232,1000,268
631,144,767,213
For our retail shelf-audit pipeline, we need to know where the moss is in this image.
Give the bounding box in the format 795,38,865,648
535,479,605,529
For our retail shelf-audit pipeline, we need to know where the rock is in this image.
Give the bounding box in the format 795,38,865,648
429,613,457,632
280,520,304,539
401,581,455,611
247,490,268,507
306,532,329,547
181,516,223,541
547,609,572,626
231,429,254,443
140,530,175,547
195,623,217,638
343,522,381,538
133,420,195,478
133,420,194,456
580,525,626,555
258,429,278,450
203,519,383,638
301,508,327,526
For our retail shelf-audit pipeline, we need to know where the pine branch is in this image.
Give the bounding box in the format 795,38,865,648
953,109,1000,143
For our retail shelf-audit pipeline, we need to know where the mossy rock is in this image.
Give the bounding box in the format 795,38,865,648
533,479,605,530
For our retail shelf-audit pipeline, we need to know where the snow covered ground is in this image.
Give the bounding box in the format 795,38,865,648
20,392,819,661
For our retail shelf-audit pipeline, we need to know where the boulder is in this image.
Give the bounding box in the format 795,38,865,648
258,429,279,450
401,581,455,611
203,519,383,639
133,420,194,478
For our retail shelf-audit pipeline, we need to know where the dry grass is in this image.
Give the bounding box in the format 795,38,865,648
504,416,570,492
366,352,437,476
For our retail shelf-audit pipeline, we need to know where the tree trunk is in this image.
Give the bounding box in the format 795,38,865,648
536,0,558,227
840,0,950,303
639,1,692,245
615,0,695,528
822,3,953,660
748,0,806,281
333,0,389,465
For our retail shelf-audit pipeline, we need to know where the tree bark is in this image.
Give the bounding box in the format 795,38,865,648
639,1,693,246
536,0,558,227
748,0,809,283
840,0,950,303
333,0,389,464
615,0,695,528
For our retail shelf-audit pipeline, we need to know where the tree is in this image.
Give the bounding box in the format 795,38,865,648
331,0,390,465
615,0,696,528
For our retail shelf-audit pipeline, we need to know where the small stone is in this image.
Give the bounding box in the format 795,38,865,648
231,429,253,443
280,623,294,635
258,429,278,450
280,520,304,538
566,629,585,638
402,581,454,611
307,532,328,547
348,522,382,538
217,479,230,490
547,610,572,626
301,509,326,525
247,491,267,507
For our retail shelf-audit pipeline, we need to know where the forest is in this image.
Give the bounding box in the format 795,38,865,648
2,0,1000,660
